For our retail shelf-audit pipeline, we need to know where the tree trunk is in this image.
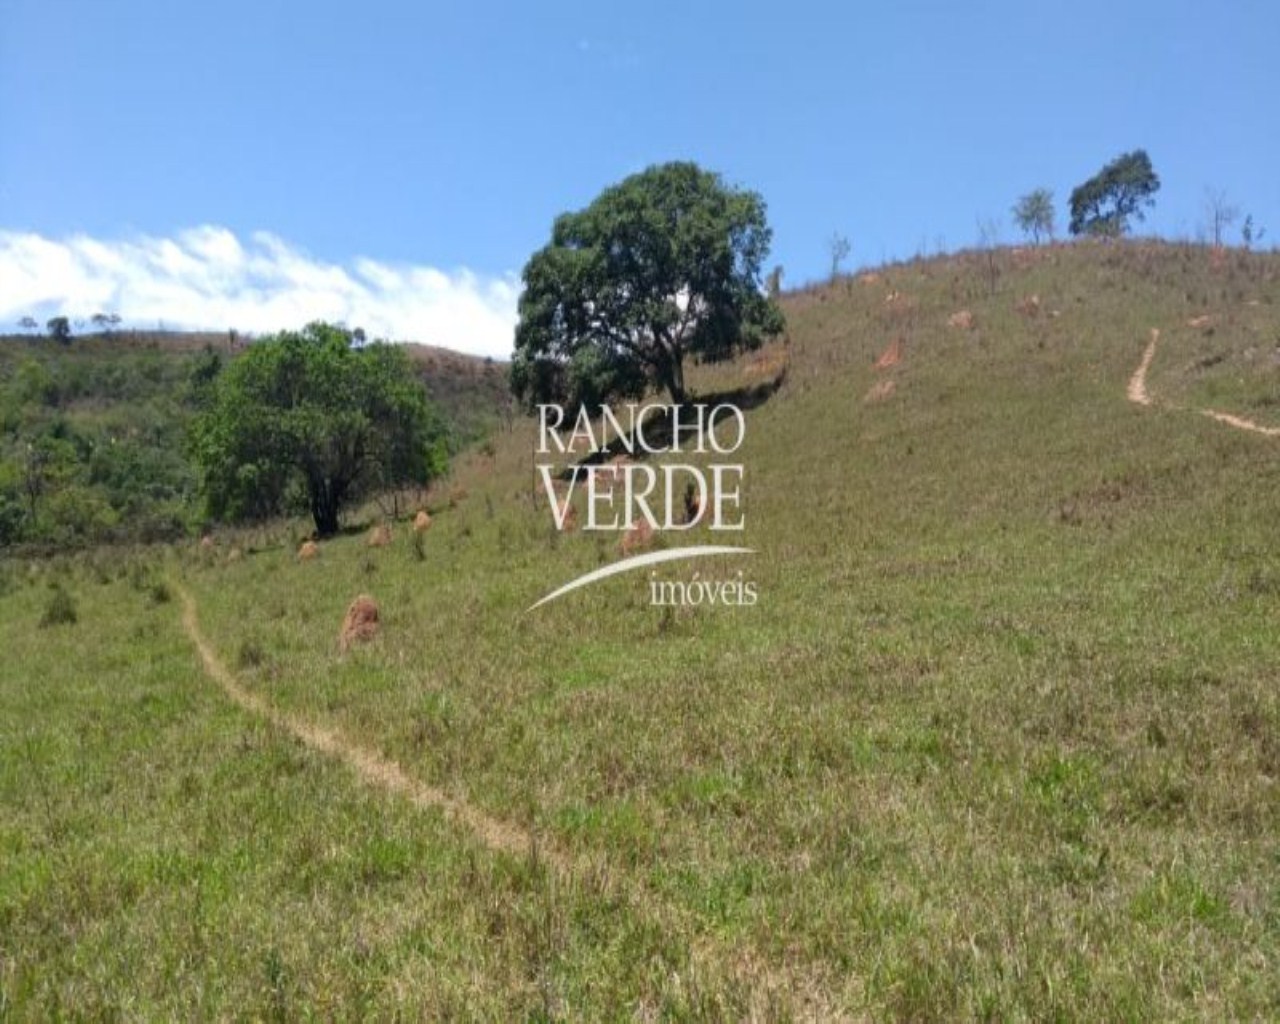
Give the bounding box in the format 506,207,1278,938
664,356,687,406
310,479,341,537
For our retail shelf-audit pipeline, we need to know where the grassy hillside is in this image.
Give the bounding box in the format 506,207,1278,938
0,331,511,549
401,342,515,442
2,241,1278,1018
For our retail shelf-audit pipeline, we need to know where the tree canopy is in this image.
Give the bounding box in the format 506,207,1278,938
511,161,784,410
1012,188,1055,245
46,317,72,344
1068,150,1161,237
191,322,447,536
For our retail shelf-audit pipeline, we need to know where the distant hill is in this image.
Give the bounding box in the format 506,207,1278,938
7,240,1276,553
400,342,514,443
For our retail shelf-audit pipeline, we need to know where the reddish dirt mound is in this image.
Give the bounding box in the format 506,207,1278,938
413,510,432,533
601,455,632,490
339,595,380,652
298,540,319,561
683,485,704,525
1015,294,1042,317
875,337,903,369
947,310,974,330
368,524,392,547
864,379,897,403
1011,247,1039,269
619,518,654,556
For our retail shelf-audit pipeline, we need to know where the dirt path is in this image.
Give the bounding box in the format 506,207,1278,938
1128,328,1280,437
175,583,850,1019
1127,328,1159,406
1200,409,1280,437
177,584,547,864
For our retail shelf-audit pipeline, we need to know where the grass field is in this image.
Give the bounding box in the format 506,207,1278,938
2,241,1277,1019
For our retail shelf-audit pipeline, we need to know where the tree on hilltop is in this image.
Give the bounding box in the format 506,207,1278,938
1068,150,1160,237
511,161,784,410
90,312,122,335
1012,189,1055,245
1202,188,1239,248
828,233,851,281
46,316,72,344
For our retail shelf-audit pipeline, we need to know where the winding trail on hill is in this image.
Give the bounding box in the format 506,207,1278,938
175,582,849,1020
1127,329,1159,406
177,583,545,864
1127,328,1280,437
1199,408,1280,437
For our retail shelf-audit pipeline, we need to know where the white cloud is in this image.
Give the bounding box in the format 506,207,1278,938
0,226,520,357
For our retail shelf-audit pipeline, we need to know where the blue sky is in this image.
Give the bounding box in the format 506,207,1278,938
1,0,1276,355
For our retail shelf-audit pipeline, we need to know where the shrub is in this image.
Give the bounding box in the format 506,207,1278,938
40,586,77,627
237,639,266,669
0,491,25,546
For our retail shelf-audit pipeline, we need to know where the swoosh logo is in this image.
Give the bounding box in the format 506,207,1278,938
527,545,754,611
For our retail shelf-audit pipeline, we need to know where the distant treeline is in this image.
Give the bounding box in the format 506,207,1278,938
0,332,511,550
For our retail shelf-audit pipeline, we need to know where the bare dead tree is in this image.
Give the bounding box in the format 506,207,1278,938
828,233,851,282
1203,188,1240,248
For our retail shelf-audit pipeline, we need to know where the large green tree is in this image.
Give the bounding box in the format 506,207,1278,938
511,161,784,410
191,322,446,536
1068,150,1161,237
